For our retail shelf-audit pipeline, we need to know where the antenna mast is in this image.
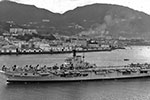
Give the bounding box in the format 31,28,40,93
83,52,85,62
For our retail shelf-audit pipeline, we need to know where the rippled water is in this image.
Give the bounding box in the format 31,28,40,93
0,46,150,100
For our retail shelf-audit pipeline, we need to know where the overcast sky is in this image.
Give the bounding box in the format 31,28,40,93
2,0,150,14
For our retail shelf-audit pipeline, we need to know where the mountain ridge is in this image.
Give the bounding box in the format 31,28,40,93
1,1,150,39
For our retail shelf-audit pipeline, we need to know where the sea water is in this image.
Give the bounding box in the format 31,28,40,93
0,46,150,100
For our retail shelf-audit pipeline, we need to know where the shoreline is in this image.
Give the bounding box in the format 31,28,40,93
0,48,113,55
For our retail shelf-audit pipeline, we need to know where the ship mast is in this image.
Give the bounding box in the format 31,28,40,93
73,49,76,57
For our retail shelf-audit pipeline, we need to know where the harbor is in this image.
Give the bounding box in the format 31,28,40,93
0,0,150,100
0,46,150,82
0,46,149,67
0,46,150,100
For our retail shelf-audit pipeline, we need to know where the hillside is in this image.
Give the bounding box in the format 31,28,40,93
1,1,150,39
63,4,150,38
0,1,61,24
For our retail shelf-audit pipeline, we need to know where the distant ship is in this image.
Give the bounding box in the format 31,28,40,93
0,50,150,83
124,59,129,61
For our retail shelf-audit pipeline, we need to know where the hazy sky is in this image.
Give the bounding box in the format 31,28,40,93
2,0,150,14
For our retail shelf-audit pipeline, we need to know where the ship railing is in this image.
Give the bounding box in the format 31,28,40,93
1,65,52,74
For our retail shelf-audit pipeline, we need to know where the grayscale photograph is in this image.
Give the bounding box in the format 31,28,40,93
0,0,150,100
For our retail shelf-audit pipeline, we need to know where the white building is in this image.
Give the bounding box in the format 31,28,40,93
10,28,37,35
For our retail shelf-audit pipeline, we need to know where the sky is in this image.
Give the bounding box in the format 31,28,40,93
1,0,150,14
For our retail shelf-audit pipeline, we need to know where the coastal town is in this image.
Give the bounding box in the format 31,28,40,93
0,25,150,54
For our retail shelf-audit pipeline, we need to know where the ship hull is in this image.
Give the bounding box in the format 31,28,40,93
5,73,150,83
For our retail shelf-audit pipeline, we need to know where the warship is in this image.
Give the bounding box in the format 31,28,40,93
0,50,150,82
